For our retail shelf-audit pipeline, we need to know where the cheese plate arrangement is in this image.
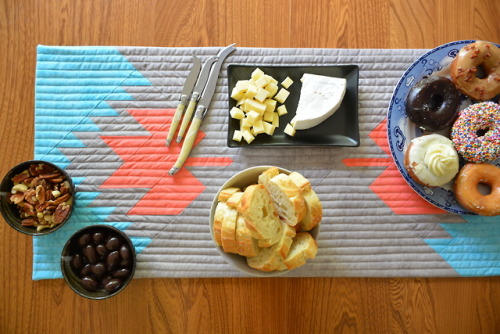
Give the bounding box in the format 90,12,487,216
226,64,360,147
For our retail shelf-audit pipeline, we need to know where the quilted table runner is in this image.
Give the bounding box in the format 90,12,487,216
32,45,500,279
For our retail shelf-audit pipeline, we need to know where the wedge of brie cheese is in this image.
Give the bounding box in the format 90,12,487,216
292,73,347,130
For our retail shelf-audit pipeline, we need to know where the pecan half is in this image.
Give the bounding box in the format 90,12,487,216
35,185,46,204
21,218,36,226
53,203,70,224
51,193,70,205
11,171,30,184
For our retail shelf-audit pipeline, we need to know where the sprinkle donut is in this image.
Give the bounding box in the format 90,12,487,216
450,41,500,101
451,102,500,163
455,163,500,216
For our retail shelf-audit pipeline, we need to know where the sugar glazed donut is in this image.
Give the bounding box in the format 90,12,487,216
406,76,461,131
451,102,500,163
450,41,500,101
404,134,459,187
455,163,500,216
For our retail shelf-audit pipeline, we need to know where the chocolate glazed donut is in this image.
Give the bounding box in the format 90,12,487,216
406,76,461,131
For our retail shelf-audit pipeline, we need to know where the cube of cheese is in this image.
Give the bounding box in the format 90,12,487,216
246,110,261,124
244,98,266,115
277,105,288,116
242,130,255,144
246,84,259,99
230,107,245,120
252,119,265,135
266,75,278,85
265,82,278,98
254,75,270,88
263,110,274,123
274,88,290,103
251,68,265,81
254,87,270,103
231,87,245,101
281,76,293,89
284,123,296,137
232,130,243,142
235,80,250,91
240,117,252,131
272,112,279,127
263,121,275,135
264,98,277,112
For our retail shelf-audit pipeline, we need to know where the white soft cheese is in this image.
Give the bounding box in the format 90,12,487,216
292,73,347,130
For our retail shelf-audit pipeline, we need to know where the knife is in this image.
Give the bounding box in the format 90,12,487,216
166,56,202,146
169,43,237,176
175,56,218,143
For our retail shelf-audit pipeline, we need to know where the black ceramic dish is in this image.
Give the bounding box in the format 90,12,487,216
60,224,136,300
226,64,360,147
0,160,75,236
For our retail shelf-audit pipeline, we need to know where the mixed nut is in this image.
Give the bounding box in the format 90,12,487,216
8,163,72,231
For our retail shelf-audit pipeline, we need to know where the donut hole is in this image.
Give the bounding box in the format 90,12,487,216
477,182,492,196
428,93,444,111
475,64,487,79
476,127,489,137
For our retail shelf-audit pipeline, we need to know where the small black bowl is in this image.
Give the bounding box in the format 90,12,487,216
61,224,136,300
0,160,75,235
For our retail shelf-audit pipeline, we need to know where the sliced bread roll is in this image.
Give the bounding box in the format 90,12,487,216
235,215,258,257
298,189,322,231
246,241,282,272
248,221,296,271
221,205,239,254
288,171,312,192
237,184,282,242
218,187,241,202
226,191,244,208
288,171,322,231
212,202,227,246
283,232,318,270
259,170,306,226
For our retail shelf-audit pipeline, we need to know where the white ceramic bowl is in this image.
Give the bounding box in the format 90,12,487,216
209,165,320,277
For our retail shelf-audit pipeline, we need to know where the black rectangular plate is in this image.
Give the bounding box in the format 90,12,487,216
226,64,360,147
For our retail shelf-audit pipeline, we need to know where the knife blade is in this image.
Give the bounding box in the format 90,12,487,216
175,56,218,143
169,43,237,176
166,55,201,146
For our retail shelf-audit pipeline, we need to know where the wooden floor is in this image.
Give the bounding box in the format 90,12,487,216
1,0,499,333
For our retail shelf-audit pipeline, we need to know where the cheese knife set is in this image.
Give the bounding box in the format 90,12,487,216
167,43,360,175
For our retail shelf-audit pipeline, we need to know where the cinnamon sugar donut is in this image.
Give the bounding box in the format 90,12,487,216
450,41,500,101
455,163,500,216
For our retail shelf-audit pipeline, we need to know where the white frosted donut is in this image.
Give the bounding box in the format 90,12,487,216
404,134,459,187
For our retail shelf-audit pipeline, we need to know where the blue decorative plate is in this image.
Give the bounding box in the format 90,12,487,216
387,40,500,215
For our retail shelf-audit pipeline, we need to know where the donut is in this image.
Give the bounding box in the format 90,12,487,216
406,76,460,131
451,101,500,163
404,134,459,187
455,163,500,216
450,41,500,101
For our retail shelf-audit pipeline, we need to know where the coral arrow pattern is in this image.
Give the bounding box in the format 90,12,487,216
100,108,233,215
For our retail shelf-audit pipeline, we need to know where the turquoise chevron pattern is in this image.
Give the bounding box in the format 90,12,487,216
33,46,152,280
425,215,500,276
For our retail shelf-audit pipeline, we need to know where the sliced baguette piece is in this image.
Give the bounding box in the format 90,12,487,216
226,191,244,208
259,171,306,226
218,187,241,202
235,215,259,257
246,241,282,272
288,171,312,192
257,219,295,248
298,189,322,231
283,232,318,270
237,184,282,241
212,202,227,246
220,205,239,254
